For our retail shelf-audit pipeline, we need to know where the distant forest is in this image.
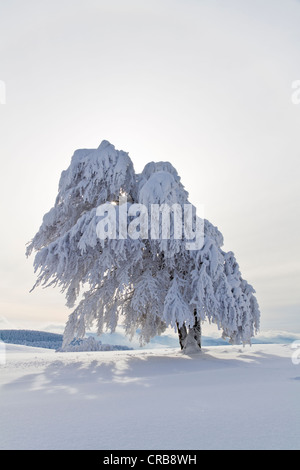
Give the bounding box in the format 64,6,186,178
0,330,63,349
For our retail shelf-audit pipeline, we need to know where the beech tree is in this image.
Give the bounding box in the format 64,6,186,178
26,140,260,352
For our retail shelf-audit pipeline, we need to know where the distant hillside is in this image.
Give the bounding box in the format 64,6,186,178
1,328,299,351
0,329,132,351
0,330,63,349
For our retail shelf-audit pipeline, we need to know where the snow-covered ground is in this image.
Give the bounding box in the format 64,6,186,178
0,343,299,450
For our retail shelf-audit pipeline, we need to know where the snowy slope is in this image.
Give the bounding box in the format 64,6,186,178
0,343,299,450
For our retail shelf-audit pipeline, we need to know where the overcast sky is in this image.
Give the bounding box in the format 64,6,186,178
0,0,299,334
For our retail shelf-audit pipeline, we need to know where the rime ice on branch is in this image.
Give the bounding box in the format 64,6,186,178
26,140,260,351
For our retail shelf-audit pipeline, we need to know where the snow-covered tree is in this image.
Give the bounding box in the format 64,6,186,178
27,140,260,352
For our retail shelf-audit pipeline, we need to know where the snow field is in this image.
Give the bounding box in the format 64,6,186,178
0,343,299,450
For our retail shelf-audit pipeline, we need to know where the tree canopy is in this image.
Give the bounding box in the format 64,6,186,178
27,140,260,351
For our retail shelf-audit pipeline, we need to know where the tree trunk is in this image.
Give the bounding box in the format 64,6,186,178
177,311,201,353
177,322,188,350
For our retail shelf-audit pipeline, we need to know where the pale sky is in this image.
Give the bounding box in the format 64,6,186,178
0,0,299,334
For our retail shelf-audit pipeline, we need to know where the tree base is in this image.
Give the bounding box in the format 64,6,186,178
177,314,201,353
182,330,202,354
